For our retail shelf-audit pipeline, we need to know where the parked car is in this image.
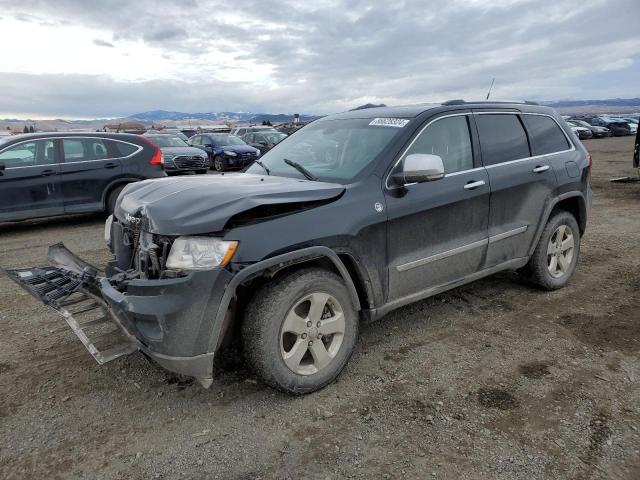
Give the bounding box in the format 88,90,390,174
231,125,277,138
242,131,288,154
567,119,610,138
143,134,209,175
566,122,593,140
179,128,198,138
0,132,165,223
579,116,632,136
145,129,189,142
7,101,592,394
276,122,309,135
188,133,260,171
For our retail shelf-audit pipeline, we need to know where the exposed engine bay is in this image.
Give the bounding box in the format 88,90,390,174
108,219,178,280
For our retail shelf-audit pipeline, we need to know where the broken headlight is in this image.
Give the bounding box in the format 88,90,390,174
104,214,113,247
166,237,238,270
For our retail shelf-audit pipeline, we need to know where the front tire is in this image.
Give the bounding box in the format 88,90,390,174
242,268,359,394
521,211,581,290
213,156,226,172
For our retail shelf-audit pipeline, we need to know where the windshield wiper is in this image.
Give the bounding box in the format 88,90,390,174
283,158,317,181
255,160,270,175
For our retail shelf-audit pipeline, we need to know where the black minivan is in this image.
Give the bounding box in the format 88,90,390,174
0,132,166,222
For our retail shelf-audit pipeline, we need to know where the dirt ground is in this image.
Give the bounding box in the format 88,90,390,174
0,136,639,480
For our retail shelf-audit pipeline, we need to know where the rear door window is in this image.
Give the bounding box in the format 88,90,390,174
85,139,110,160
475,114,531,166
523,115,570,155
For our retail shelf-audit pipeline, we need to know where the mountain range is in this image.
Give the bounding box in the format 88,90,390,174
128,110,320,123
2,98,639,131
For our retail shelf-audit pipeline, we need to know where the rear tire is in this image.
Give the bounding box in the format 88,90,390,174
106,185,125,214
242,268,358,394
520,211,580,290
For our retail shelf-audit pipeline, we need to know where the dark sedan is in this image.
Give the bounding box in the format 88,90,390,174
0,132,165,222
143,134,209,175
187,133,260,171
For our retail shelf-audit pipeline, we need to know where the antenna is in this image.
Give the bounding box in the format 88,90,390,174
486,78,495,100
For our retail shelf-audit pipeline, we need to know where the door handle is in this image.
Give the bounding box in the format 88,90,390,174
104,163,118,169
464,180,486,190
533,165,550,173
41,169,56,177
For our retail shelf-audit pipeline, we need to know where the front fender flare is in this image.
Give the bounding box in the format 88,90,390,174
208,247,361,351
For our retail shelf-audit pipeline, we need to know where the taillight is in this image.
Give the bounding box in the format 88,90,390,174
139,136,163,166
149,147,163,166
586,153,592,172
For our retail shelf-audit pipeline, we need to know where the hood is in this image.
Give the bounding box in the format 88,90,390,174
115,174,345,235
161,146,206,157
218,144,258,154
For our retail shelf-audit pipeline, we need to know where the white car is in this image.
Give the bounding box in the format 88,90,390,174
567,122,593,140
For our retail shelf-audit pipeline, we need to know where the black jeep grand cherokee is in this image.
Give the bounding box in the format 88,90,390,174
8,101,592,394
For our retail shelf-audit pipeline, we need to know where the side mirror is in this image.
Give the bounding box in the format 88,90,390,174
391,154,445,186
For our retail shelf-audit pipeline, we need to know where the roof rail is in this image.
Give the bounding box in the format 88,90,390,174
441,99,539,106
441,99,466,106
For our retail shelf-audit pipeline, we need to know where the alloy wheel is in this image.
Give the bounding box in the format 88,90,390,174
547,224,575,278
280,292,345,375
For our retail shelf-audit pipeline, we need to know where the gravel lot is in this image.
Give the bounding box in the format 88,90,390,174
1,136,639,480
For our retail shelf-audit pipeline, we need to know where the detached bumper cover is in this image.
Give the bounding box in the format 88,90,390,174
5,243,234,388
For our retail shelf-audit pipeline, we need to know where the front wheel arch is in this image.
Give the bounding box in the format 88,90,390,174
208,248,362,354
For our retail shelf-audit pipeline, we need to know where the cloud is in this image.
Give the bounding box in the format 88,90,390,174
93,38,114,48
0,0,639,117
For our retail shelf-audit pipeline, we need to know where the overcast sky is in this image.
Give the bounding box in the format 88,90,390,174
0,0,639,119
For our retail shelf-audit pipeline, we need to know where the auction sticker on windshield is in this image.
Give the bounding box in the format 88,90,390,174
369,118,410,128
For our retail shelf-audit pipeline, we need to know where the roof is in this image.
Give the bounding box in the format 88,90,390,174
0,131,146,145
323,100,555,122
328,104,441,120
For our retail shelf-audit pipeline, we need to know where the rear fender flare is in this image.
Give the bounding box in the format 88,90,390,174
528,191,587,257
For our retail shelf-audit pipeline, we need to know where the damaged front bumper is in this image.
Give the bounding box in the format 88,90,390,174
5,243,234,388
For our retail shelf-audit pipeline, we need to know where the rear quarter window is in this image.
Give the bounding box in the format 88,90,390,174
110,140,139,157
475,113,531,166
523,115,570,155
